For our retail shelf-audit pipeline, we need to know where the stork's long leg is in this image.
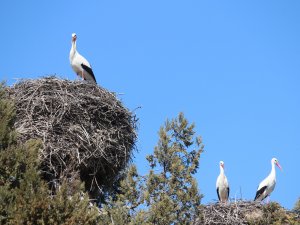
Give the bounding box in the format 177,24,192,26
262,196,270,204
266,196,270,204
82,70,85,80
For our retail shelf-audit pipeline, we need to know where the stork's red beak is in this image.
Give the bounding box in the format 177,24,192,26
276,162,282,171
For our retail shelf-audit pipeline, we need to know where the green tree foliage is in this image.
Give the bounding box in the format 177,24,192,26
100,112,204,225
0,84,100,225
144,112,204,224
0,83,16,149
98,165,144,225
247,202,300,225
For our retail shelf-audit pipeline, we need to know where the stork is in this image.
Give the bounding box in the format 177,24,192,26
216,161,229,203
254,158,282,202
69,33,97,83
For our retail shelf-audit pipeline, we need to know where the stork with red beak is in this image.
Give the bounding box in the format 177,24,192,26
254,158,282,202
216,161,229,203
69,33,97,83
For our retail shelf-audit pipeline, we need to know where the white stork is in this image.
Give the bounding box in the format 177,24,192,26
216,161,229,203
69,33,97,83
254,157,282,202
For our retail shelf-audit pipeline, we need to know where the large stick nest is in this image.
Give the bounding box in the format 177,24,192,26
195,201,300,225
7,77,138,197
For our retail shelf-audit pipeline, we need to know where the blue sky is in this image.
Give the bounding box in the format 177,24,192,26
1,1,300,209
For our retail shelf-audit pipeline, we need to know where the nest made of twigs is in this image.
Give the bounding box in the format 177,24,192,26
195,200,300,225
196,201,263,225
7,76,138,197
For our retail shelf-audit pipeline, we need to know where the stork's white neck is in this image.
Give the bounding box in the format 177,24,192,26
270,161,276,179
70,40,77,60
220,165,225,175
72,40,77,49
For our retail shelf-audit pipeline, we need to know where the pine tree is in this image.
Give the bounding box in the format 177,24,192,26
143,112,204,225
101,112,204,225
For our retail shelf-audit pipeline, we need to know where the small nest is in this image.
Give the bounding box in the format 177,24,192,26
7,76,138,197
196,201,264,225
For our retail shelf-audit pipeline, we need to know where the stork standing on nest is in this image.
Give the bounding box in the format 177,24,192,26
216,161,229,203
254,157,282,202
69,33,97,83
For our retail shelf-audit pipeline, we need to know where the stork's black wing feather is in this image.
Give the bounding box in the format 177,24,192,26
81,64,97,83
216,187,220,201
227,187,230,199
254,185,267,201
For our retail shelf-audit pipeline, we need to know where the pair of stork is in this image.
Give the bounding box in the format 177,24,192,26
216,158,282,203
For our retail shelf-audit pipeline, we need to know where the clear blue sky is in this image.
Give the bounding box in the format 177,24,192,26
1,1,299,209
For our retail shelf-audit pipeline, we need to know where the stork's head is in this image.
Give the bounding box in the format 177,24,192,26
272,158,282,170
72,33,77,42
219,161,225,169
